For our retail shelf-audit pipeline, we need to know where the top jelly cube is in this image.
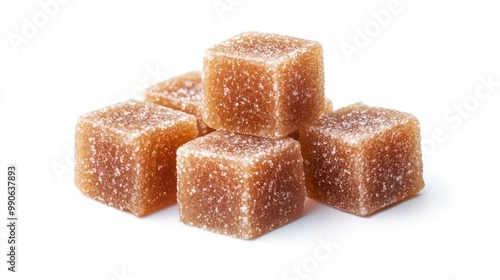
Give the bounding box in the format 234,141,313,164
299,103,425,216
203,31,325,139
74,100,197,216
144,71,214,136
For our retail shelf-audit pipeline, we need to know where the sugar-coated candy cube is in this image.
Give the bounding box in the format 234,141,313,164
75,100,198,216
203,31,325,139
144,71,214,136
299,103,425,216
177,131,306,239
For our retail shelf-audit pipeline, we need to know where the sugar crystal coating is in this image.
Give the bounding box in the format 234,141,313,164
299,103,424,216
176,131,306,239
144,71,214,136
288,97,333,140
203,31,325,139
75,100,198,216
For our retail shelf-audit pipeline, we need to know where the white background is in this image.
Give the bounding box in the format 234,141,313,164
1,1,500,279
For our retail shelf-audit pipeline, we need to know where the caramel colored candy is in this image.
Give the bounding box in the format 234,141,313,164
299,103,424,216
203,31,325,139
177,131,306,239
144,71,214,136
75,100,197,216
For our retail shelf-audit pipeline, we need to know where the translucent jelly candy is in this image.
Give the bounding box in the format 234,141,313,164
203,31,325,139
75,100,197,216
299,103,425,216
144,71,214,136
176,131,306,239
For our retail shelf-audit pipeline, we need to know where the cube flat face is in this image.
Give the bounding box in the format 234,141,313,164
300,103,424,216
177,131,306,239
75,122,136,209
245,142,305,237
144,71,214,136
203,32,325,139
75,100,198,216
361,115,424,215
278,43,325,131
177,152,247,236
300,133,362,212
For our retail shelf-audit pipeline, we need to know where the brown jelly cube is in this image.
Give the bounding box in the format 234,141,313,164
75,100,197,216
299,103,425,216
144,71,214,136
176,131,306,239
203,31,325,139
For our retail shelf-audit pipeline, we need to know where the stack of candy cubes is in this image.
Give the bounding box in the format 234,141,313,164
74,32,425,239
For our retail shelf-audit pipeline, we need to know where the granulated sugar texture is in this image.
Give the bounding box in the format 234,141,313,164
74,31,425,239
202,31,325,139
176,131,305,239
299,103,424,216
74,100,197,216
145,71,214,136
